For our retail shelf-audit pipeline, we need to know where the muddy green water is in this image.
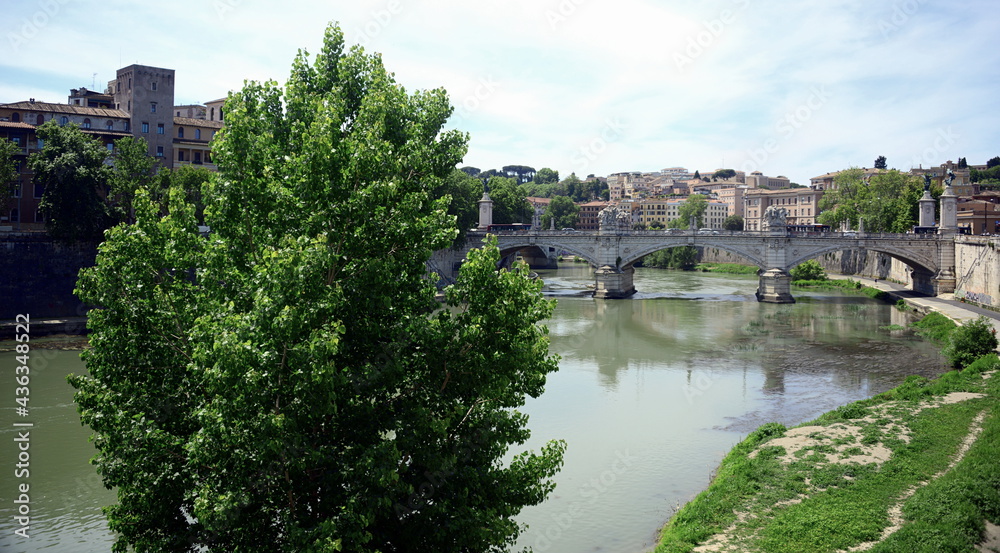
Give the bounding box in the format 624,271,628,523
0,266,946,552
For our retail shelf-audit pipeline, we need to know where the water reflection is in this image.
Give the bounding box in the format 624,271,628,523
515,265,947,553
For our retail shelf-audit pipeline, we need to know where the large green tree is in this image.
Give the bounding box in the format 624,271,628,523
71,24,564,553
488,175,531,224
541,195,580,229
677,193,708,228
0,137,18,211
817,168,924,233
30,121,115,240
534,167,559,184
108,135,156,223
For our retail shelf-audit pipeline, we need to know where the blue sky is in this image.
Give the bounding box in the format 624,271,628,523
2,0,998,185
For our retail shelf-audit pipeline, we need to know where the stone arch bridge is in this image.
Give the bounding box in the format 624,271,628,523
453,228,956,303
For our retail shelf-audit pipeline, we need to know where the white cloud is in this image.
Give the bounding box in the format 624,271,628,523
1,0,998,184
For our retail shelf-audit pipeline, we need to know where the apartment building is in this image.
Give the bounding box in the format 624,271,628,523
744,188,824,231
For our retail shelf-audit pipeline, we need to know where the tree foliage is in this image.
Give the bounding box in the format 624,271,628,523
534,167,559,184
71,24,564,553
643,246,698,269
108,135,156,223
502,164,536,184
790,259,827,281
30,121,114,240
541,195,579,229
816,168,924,233
713,169,736,180
678,193,708,228
944,316,998,369
723,215,744,231
0,137,18,211
488,175,531,224
874,155,887,170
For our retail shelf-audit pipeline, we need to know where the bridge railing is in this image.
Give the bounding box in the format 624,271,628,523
468,229,943,240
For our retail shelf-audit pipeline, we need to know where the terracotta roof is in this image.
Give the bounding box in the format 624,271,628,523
0,121,37,130
0,100,128,118
174,116,223,128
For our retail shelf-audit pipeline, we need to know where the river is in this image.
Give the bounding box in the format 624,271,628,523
0,266,947,552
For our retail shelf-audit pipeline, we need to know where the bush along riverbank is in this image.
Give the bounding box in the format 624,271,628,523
655,313,1000,553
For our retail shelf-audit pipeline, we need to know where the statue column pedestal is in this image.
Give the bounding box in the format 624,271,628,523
594,265,636,299
756,269,795,303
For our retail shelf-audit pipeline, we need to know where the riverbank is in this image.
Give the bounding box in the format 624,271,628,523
655,294,1000,552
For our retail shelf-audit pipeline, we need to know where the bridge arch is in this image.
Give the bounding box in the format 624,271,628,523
622,239,766,269
496,239,600,268
784,243,939,277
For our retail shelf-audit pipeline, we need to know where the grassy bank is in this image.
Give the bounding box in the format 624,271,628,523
655,316,1000,552
694,263,761,275
794,278,890,301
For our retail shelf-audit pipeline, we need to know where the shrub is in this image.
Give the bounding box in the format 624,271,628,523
790,259,826,281
944,316,999,369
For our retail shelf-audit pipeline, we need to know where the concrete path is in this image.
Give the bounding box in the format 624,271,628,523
828,274,1000,337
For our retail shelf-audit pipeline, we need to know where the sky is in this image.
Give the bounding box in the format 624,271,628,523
2,0,998,185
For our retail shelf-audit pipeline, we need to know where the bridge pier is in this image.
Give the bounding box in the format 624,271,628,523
756,268,795,303
594,265,636,299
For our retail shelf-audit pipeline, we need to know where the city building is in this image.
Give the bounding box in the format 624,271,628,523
1,63,226,232
745,171,790,190
632,197,729,228
744,187,824,231
577,200,609,230
0,100,131,231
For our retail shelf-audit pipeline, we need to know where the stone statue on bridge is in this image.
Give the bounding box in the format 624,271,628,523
762,206,788,230
599,205,632,232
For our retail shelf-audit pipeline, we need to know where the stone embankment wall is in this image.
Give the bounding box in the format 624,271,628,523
953,236,1000,310
0,234,98,321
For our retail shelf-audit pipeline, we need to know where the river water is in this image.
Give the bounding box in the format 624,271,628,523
0,266,947,552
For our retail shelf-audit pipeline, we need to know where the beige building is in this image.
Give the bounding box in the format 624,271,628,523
716,186,749,218
745,171,790,190
578,200,609,230
632,198,729,228
744,188,824,231
173,117,223,170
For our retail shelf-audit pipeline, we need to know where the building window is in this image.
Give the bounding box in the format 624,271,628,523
35,138,43,150
156,146,164,157
178,127,184,138
36,114,44,125
107,120,114,130
152,82,157,91
194,152,202,164
176,111,180,117
124,121,130,132
142,122,149,133
106,143,114,153
150,102,157,113
11,136,20,147
11,183,20,198
210,107,215,120
205,152,212,163
178,150,185,162
34,209,44,223
33,182,43,198
82,118,91,129
9,208,19,223
157,123,164,134
195,128,201,140
60,116,68,125
11,113,19,123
